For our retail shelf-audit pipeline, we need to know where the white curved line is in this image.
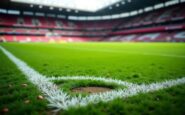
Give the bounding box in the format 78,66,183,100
49,76,137,88
0,46,185,111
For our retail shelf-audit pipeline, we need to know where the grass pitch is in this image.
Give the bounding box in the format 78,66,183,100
0,42,185,114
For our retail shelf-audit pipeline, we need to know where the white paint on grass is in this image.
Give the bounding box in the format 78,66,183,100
0,46,185,111
48,76,137,88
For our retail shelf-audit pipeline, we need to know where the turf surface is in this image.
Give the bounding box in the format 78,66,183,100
0,42,185,114
0,48,47,115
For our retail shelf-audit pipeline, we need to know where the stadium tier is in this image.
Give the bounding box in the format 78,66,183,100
0,3,185,42
107,31,185,42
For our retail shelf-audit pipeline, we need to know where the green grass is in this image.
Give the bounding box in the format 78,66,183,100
62,84,185,115
0,48,48,115
53,79,125,96
0,42,185,114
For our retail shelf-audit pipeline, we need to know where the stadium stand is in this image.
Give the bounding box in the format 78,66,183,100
0,2,185,42
107,31,185,42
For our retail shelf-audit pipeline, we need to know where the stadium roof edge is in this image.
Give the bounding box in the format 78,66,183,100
0,0,183,19
0,0,175,16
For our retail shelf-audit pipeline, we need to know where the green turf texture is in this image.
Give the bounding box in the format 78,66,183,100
0,48,47,114
53,79,126,96
0,42,185,114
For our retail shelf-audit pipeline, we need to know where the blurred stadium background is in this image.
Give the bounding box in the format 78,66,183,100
0,0,185,43
1,1,185,114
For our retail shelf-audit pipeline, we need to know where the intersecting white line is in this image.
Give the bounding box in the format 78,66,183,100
0,45,185,111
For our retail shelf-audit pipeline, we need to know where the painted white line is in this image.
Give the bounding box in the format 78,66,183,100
0,46,185,111
49,76,137,88
0,46,71,110
51,76,185,109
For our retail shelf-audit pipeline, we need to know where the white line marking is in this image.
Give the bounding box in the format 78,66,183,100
0,46,185,111
0,46,71,110
48,76,137,88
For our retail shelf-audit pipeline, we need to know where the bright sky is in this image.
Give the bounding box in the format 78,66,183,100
11,0,122,12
